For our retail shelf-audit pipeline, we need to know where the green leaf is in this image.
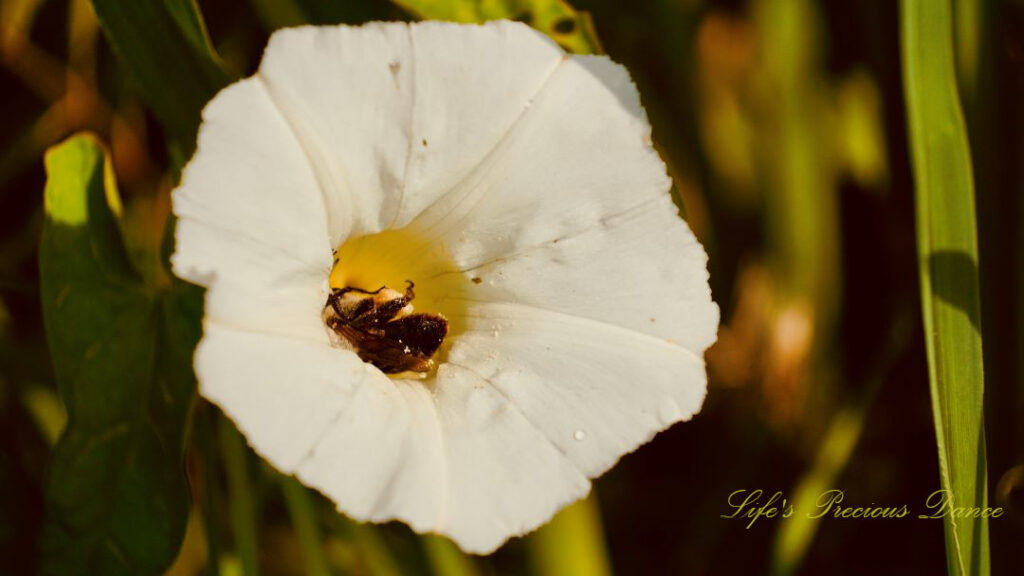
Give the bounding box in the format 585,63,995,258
280,476,331,576
900,1,990,575
526,494,611,576
90,0,233,151
289,0,395,25
391,0,601,54
422,535,478,576
38,133,202,575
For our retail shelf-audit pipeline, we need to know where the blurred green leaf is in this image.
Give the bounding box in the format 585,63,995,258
38,133,202,575
901,1,990,575
953,0,980,100
422,535,477,576
752,0,840,325
526,494,611,576
249,0,307,29
291,0,393,25
218,415,260,576
0,0,47,44
280,476,331,576
391,0,601,54
832,70,888,189
90,0,232,152
770,314,913,576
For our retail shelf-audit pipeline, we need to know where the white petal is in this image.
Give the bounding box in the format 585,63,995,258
432,363,590,554
172,78,331,341
257,23,414,241
195,323,366,472
444,301,708,483
256,21,566,240
395,21,565,227
410,56,669,271
406,50,718,353
450,196,719,354
295,375,445,534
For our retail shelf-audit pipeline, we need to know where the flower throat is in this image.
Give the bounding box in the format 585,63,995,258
324,227,471,376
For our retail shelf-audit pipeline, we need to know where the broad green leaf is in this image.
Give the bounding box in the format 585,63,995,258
391,0,601,54
901,1,990,575
39,133,202,575
90,0,232,151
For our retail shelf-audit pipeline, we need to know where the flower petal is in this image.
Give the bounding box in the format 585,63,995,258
294,375,445,534
411,50,718,353
395,21,565,228
432,363,590,554
172,78,331,341
443,299,707,481
409,56,669,271
256,21,566,240
257,23,413,241
195,323,366,472
451,195,719,354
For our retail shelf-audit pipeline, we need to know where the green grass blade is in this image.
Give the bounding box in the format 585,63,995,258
219,416,261,576
900,1,990,574
280,477,331,576
90,0,232,151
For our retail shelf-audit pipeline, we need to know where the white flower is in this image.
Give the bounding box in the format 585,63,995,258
171,20,718,554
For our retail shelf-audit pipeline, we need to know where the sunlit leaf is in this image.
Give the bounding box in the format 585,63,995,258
901,0,990,574
391,0,601,54
38,133,201,575
90,0,232,152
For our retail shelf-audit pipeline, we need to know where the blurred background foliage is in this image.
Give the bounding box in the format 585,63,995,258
0,0,1022,574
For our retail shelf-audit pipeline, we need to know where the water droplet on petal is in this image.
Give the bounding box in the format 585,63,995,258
573,429,587,441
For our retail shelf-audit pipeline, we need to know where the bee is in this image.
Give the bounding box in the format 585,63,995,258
323,280,448,374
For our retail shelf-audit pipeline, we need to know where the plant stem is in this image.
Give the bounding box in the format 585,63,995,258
280,475,332,576
218,414,260,576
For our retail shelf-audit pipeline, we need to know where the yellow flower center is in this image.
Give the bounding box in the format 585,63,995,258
327,226,471,375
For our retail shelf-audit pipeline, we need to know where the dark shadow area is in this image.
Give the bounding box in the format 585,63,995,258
928,250,983,334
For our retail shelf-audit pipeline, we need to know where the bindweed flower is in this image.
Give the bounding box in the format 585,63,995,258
172,20,718,554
